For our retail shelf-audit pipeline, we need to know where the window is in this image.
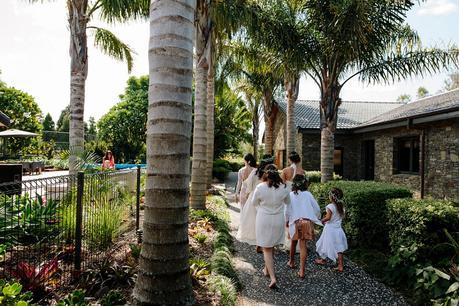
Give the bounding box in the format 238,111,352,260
395,137,420,174
334,148,343,176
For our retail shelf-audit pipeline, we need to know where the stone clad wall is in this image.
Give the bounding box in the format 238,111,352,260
301,133,321,170
424,120,459,201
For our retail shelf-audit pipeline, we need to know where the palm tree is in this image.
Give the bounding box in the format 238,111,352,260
132,0,195,303
247,0,308,155
30,0,148,173
190,0,211,209
297,0,459,182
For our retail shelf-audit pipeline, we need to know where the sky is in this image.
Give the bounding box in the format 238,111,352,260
0,0,458,123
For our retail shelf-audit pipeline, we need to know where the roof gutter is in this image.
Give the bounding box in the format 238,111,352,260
353,107,459,134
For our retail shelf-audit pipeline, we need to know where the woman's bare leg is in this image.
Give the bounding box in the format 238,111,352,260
263,247,277,288
337,253,344,272
288,240,297,268
299,239,307,278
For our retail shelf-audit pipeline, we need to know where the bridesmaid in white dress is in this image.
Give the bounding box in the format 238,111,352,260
236,155,274,247
252,164,290,289
315,187,348,272
235,153,257,207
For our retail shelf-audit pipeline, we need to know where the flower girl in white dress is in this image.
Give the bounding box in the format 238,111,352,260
315,187,347,272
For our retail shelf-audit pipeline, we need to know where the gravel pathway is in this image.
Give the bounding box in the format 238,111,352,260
224,172,406,306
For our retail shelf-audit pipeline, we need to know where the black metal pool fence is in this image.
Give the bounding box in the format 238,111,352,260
0,167,143,287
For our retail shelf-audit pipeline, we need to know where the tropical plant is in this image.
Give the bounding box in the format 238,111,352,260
28,0,148,173
189,257,211,283
56,289,88,306
132,0,195,303
100,290,126,306
10,259,59,293
0,280,33,306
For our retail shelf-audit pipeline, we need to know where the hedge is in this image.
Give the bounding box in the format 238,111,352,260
304,171,342,183
387,198,459,266
309,181,412,249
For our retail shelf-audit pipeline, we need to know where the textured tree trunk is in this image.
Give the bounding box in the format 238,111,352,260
190,0,209,209
206,66,215,188
132,0,195,304
285,75,300,155
320,82,341,183
252,101,259,161
262,89,274,155
68,0,88,174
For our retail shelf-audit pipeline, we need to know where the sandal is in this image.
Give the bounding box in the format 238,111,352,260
287,261,295,269
297,272,305,279
268,281,278,289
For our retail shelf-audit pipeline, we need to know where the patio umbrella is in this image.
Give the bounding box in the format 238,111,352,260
0,129,38,158
0,129,38,137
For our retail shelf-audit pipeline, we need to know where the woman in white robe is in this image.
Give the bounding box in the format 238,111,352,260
236,155,274,248
252,164,290,289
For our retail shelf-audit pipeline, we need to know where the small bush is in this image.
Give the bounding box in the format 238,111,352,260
309,181,412,249
304,171,341,183
194,233,208,244
387,198,459,266
0,280,33,305
212,159,232,181
208,274,237,306
100,290,126,306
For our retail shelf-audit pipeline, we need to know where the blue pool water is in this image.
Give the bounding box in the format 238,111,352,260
115,164,146,170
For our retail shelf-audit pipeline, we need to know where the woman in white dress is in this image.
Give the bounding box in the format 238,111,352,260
285,175,322,277
235,153,257,207
315,187,348,272
280,151,305,188
252,164,290,289
236,155,274,248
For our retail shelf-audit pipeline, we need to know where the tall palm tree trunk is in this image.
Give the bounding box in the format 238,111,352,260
132,0,195,303
68,0,88,173
206,66,215,188
262,89,274,155
190,0,209,209
252,101,259,161
320,85,341,183
285,75,299,155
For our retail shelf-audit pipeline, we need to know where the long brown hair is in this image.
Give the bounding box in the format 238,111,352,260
329,187,345,217
264,164,285,189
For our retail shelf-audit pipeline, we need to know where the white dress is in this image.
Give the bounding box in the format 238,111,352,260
236,166,254,206
285,191,323,239
236,169,261,245
252,182,291,248
316,204,348,262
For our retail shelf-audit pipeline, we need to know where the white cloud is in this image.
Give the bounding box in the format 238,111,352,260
417,0,458,16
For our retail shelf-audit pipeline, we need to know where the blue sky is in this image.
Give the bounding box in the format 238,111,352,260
0,0,458,122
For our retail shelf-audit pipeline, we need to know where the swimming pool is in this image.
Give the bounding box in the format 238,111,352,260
114,164,146,170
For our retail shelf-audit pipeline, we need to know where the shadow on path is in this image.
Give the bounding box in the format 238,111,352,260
224,173,406,306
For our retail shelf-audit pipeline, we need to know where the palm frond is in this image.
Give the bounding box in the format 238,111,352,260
92,27,134,72
97,0,149,23
358,48,459,85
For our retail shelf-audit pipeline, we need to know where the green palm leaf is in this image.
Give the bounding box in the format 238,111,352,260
92,27,134,72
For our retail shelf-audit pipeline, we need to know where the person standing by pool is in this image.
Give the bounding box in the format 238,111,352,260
102,150,115,170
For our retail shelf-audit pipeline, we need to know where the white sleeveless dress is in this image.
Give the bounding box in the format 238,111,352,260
315,204,348,262
236,169,261,245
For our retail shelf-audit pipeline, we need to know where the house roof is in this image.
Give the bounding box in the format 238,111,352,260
277,100,404,130
0,111,10,128
358,88,459,128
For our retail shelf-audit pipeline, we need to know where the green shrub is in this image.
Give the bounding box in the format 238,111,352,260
100,290,126,306
0,280,33,305
304,171,341,183
208,274,237,306
228,162,243,172
212,160,232,181
387,198,459,267
309,181,412,249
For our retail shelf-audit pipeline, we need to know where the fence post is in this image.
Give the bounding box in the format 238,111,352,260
136,166,141,231
74,171,84,272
